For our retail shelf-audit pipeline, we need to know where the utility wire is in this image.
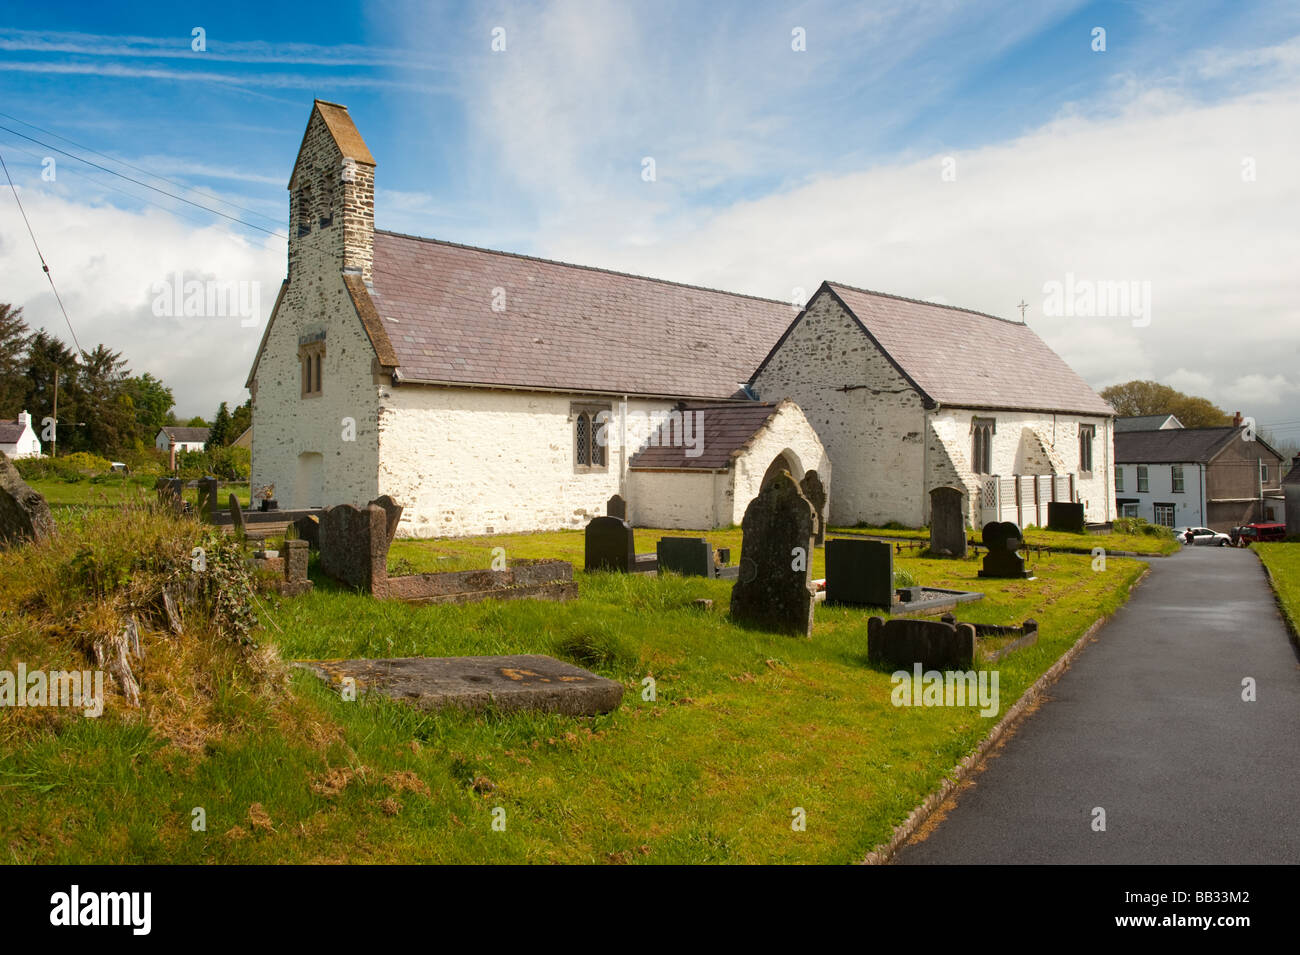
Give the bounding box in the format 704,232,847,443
0,146,85,358
0,109,284,228
0,123,286,238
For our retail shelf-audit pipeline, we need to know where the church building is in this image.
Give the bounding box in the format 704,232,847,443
247,101,1114,537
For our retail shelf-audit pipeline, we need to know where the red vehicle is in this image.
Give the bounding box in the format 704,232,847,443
1230,522,1287,545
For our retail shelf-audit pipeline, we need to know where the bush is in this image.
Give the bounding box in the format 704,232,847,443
13,456,85,482
176,445,250,481
1113,516,1174,538
61,451,114,474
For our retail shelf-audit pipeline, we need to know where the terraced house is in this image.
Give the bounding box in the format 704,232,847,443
247,100,1113,536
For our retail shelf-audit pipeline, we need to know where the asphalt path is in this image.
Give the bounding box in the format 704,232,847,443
896,545,1300,864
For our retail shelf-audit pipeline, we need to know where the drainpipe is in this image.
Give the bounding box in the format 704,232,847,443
922,407,930,525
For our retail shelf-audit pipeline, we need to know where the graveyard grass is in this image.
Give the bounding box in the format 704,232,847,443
1,516,1145,865
829,523,1180,556
1255,543,1300,634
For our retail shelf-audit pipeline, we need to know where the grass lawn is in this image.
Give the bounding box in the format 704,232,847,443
829,523,1179,557
26,477,251,517
1254,543,1300,633
1,514,1145,864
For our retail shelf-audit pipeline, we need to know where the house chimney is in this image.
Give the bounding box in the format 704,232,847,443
1232,411,1243,427
17,410,30,428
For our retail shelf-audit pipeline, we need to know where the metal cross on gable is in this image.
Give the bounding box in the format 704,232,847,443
1017,300,1029,321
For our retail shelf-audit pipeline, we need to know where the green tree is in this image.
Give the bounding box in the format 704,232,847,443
210,401,231,446
24,330,83,454
1099,380,1232,428
185,415,208,428
0,304,32,417
228,398,252,444
78,343,133,456
121,373,175,449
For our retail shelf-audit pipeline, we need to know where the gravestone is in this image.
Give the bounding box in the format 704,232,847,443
656,537,713,577
979,521,1031,579
318,503,391,594
298,654,623,716
928,486,967,557
729,472,815,637
156,477,183,513
196,477,220,522
867,616,976,670
799,471,827,546
1047,501,1086,533
607,494,627,521
228,494,245,536
279,539,313,597
294,514,320,549
585,516,635,573
368,494,404,544
825,538,894,608
0,452,56,546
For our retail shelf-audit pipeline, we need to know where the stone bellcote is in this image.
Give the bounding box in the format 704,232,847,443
287,100,376,284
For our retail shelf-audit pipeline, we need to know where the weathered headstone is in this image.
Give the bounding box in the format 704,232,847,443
825,538,894,608
298,654,623,716
800,470,828,546
928,486,968,557
368,494,404,544
607,494,627,521
228,494,245,536
294,513,320,549
156,477,184,513
729,472,815,637
0,452,56,546
1047,501,1086,533
585,516,635,573
867,616,976,670
197,476,219,522
281,538,313,596
656,537,713,577
979,521,1031,579
318,503,391,595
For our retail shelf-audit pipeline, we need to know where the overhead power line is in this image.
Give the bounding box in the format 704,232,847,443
0,122,286,238
0,146,85,358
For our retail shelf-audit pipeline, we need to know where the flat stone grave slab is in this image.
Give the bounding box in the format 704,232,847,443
296,654,623,716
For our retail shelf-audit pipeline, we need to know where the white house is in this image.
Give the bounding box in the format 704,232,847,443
0,411,41,458
1115,424,1284,530
247,100,1112,537
155,426,210,453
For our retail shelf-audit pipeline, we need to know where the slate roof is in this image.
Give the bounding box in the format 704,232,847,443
629,402,783,470
1116,414,1183,432
0,421,25,443
368,231,796,400
1114,427,1243,464
1283,459,1300,486
160,427,210,443
815,284,1115,416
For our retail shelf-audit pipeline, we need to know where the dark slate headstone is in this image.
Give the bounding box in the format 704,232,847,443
1047,501,1086,533
607,494,627,521
825,538,894,608
0,452,56,546
867,616,976,670
799,470,828,546
979,521,1031,579
928,485,967,557
294,514,320,549
228,493,245,535
656,537,713,577
368,494,404,544
585,516,635,573
729,472,815,637
196,476,219,522
318,503,391,595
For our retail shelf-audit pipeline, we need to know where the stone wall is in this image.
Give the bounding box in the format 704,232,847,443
249,106,382,513
751,291,927,526
377,388,677,537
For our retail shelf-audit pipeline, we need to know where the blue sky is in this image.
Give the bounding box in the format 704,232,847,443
1,0,1298,437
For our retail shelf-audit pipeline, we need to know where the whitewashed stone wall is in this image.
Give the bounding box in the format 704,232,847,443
728,401,831,526
928,409,1114,526
627,469,721,529
377,389,676,537
249,107,381,510
751,291,927,526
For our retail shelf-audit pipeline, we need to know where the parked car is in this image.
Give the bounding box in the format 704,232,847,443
109,461,129,474
1175,526,1231,546
1230,522,1287,545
